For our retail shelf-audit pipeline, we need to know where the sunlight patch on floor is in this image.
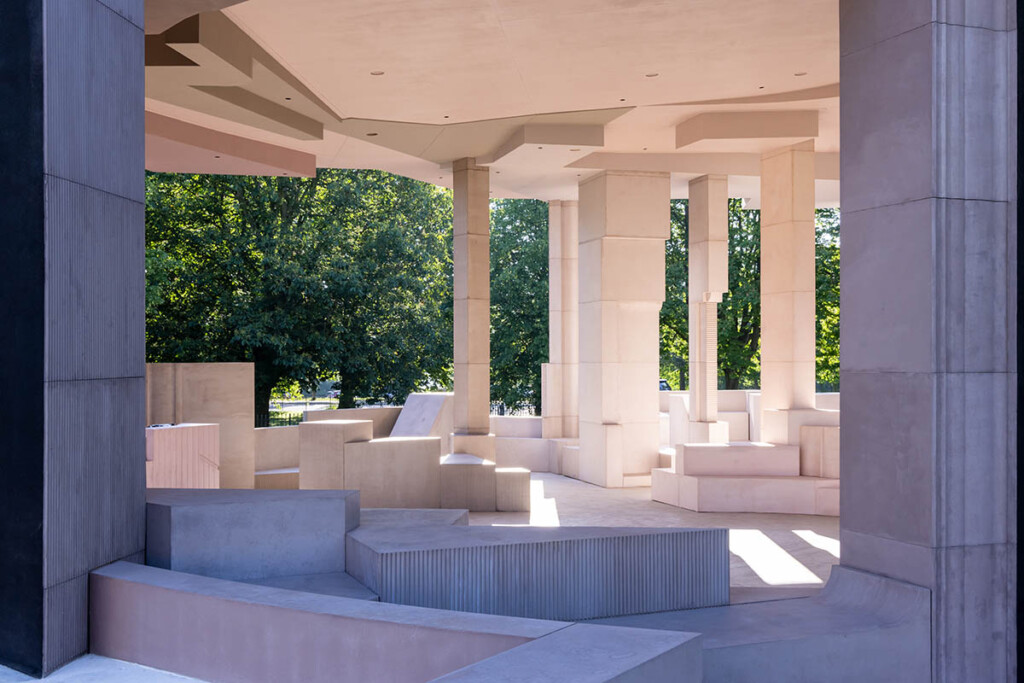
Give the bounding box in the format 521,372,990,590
729,529,822,585
793,529,841,558
530,478,560,526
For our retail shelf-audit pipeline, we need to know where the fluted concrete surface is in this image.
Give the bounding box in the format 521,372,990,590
347,525,728,620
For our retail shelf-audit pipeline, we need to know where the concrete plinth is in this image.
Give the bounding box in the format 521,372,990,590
145,489,359,581
441,453,497,511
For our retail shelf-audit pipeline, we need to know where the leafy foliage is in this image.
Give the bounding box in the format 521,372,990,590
489,199,549,413
145,170,453,424
660,201,840,391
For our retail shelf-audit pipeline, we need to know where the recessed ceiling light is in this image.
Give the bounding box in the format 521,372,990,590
645,73,659,78
643,147,648,151
284,97,292,101
537,146,543,150
213,155,220,158
282,172,288,176
569,148,581,152
370,70,385,76
366,132,378,137
758,86,765,89
619,98,626,102
443,115,450,119
794,72,807,76
495,171,501,174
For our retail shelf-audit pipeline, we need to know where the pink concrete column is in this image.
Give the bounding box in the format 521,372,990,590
687,174,730,443
759,140,817,444
541,200,579,439
451,158,494,458
577,171,670,487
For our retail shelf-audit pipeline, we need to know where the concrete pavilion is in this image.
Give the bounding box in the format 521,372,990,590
0,0,1017,681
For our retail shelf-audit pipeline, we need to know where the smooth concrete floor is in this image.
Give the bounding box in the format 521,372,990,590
470,473,840,600
0,655,202,682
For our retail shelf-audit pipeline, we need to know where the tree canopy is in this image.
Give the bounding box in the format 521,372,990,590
145,169,453,425
659,201,841,392
489,199,549,413
145,172,839,425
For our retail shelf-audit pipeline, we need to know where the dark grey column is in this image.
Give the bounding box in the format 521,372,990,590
840,1,1017,680
0,0,145,676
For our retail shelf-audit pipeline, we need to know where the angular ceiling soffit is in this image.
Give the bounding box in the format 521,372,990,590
675,111,820,149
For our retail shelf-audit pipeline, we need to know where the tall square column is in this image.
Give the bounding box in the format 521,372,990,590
451,158,494,458
0,0,145,676
541,200,579,439
578,171,670,487
840,0,1016,677
687,175,730,443
759,140,818,444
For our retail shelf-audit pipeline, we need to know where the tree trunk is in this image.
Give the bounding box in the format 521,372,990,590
254,382,273,428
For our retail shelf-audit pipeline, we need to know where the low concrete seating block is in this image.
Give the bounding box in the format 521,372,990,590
347,525,729,620
146,489,359,581
495,467,530,512
299,419,373,489
345,437,442,508
440,453,497,511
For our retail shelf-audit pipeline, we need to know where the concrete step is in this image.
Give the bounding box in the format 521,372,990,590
652,468,839,516
677,442,799,476
254,467,299,490
622,473,652,487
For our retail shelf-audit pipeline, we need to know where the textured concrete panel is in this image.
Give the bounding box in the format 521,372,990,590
43,378,146,589
91,562,565,683
44,177,144,381
146,489,359,581
434,624,703,682
44,0,144,202
347,525,728,620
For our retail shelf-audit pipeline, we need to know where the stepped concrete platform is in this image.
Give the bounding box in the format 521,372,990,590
146,489,359,580
346,524,729,620
360,508,469,527
254,466,299,489
240,571,379,601
592,566,929,682
677,442,799,476
433,623,702,682
90,562,567,683
652,468,839,516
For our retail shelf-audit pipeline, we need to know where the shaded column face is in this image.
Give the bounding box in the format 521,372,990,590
541,200,579,439
687,174,729,430
759,140,818,438
451,159,492,453
577,171,670,487
839,0,1016,678
0,0,146,676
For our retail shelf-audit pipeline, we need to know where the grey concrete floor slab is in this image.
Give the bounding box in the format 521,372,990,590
0,655,204,682
469,473,840,596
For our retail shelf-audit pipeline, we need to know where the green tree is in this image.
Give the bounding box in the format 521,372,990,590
489,199,549,413
145,169,453,426
660,201,839,391
815,209,841,389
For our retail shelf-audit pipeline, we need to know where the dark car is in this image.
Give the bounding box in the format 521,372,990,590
659,378,672,391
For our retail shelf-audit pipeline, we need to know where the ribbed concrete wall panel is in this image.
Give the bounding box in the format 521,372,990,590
348,527,728,621
43,378,146,588
42,575,88,674
43,0,144,202
44,176,145,382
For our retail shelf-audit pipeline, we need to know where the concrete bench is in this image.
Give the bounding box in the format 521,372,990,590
346,525,729,620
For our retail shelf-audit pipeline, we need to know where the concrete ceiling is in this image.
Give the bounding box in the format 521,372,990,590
145,0,840,204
